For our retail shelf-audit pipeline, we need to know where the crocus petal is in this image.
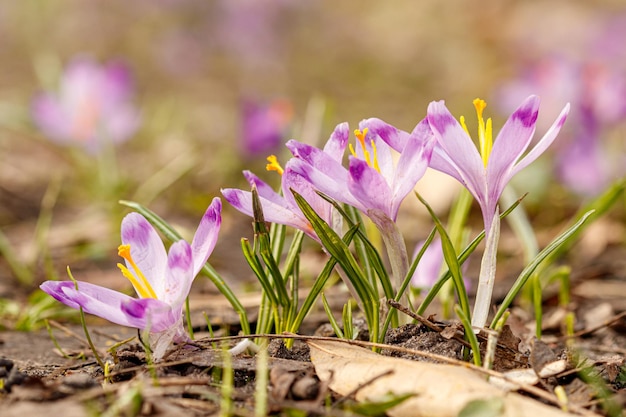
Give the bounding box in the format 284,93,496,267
102,61,135,106
345,126,392,178
221,188,313,235
281,167,330,224
104,104,141,145
557,138,607,195
240,99,283,157
391,119,435,216
40,280,170,330
511,103,570,177
288,158,363,210
427,101,487,206
287,140,349,182
321,122,350,163
121,213,168,298
360,118,410,152
120,297,178,332
161,240,194,307
62,59,100,106
486,96,540,193
242,170,285,207
428,146,468,185
190,197,221,276
371,136,395,182
348,157,393,218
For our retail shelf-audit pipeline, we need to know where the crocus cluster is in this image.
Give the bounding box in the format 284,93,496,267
224,95,569,329
40,93,569,359
32,57,141,154
40,198,222,360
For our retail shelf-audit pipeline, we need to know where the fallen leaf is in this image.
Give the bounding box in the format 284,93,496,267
308,340,577,417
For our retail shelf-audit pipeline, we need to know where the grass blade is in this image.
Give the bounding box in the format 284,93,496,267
416,193,471,321
292,190,380,342
490,210,595,328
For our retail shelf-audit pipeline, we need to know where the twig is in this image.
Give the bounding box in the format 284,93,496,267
387,299,520,357
561,311,626,339
388,299,470,347
388,299,448,333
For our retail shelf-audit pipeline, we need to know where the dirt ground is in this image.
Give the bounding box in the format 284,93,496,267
1,261,626,417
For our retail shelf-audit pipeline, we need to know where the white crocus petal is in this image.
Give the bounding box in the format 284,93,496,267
161,241,194,307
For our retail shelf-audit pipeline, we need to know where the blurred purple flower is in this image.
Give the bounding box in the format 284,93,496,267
40,198,221,359
411,237,445,289
411,237,470,290
496,56,626,195
215,0,298,70
32,57,141,153
287,120,435,225
240,98,293,158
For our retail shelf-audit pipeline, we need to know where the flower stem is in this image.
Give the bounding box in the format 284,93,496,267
369,210,409,302
471,211,501,330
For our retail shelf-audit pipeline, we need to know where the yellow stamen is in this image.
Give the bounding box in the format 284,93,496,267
473,98,493,167
459,115,470,136
117,244,157,299
350,128,381,173
369,139,381,173
266,155,284,175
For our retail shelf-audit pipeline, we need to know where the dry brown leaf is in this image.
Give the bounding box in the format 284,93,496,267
308,340,577,417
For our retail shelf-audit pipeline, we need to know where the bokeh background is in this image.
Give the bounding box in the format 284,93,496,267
1,0,625,320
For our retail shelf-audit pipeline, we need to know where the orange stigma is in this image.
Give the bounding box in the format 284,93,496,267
349,128,380,172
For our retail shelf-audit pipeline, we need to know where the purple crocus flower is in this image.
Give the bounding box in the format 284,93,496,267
427,96,569,328
369,96,569,237
32,57,141,154
287,121,435,225
426,96,569,236
222,165,334,241
287,121,435,298
368,97,569,327
411,237,471,290
222,126,349,241
240,98,293,159
40,198,222,359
